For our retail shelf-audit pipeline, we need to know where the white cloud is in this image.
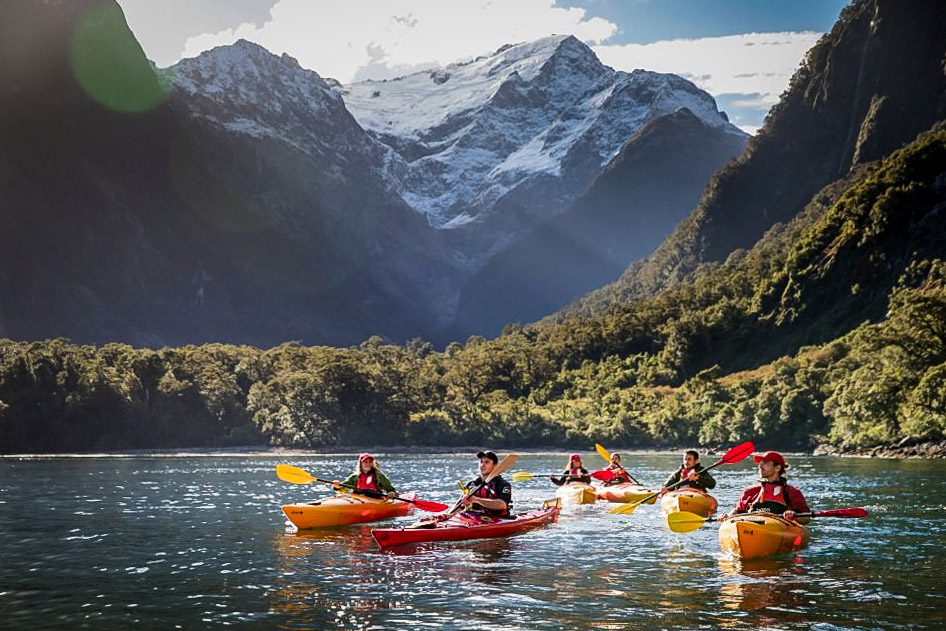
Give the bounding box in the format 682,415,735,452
180,0,618,81
593,31,823,110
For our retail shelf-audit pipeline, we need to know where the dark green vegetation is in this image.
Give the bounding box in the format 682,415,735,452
3,0,945,454
3,126,945,453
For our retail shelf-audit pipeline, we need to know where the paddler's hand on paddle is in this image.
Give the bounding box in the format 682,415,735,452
783,510,796,521
687,472,699,482
387,491,397,499
331,481,342,491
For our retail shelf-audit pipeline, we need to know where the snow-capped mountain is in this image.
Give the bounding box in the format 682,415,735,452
167,40,390,182
341,35,744,253
1,1,749,348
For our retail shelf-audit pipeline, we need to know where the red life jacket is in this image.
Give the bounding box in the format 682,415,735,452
471,479,510,517
568,467,584,476
473,483,496,499
751,481,789,512
356,470,381,493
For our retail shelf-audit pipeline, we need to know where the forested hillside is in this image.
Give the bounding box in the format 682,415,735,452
3,125,944,453
567,0,946,312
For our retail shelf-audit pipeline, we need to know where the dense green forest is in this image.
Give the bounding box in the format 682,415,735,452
2,126,944,454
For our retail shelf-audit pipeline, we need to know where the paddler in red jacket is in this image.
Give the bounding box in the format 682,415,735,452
461,450,512,518
720,451,810,521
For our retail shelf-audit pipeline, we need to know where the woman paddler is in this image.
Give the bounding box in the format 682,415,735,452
333,453,397,498
551,453,591,485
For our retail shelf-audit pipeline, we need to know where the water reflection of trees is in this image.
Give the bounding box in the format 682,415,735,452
269,527,520,628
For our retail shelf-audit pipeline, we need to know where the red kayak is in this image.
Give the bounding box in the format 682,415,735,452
371,499,561,549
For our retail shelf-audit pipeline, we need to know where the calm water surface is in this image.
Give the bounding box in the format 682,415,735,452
1,452,943,629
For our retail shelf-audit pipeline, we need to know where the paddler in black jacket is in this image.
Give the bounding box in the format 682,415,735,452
551,453,591,485
461,450,512,519
660,450,716,494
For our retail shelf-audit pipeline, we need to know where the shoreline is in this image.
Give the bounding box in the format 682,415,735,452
813,439,946,459
3,441,945,459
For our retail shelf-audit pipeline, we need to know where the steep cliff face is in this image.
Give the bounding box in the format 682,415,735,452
0,0,457,346
573,0,946,311
452,108,747,338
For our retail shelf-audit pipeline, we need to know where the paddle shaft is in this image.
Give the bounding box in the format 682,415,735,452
703,508,867,525
450,454,518,514
298,474,425,508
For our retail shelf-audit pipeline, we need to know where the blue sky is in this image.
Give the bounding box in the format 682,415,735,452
558,0,847,43
119,0,851,133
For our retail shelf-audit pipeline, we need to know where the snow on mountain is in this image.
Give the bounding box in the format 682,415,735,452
340,35,743,229
166,40,379,165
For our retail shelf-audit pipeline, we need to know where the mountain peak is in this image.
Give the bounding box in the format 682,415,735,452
168,38,332,104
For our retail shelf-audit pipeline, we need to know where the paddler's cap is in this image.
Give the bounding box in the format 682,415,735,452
358,453,375,463
753,451,787,468
570,453,582,461
476,450,499,464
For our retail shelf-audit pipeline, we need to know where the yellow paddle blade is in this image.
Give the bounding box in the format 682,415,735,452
511,471,536,482
610,501,642,516
666,511,708,534
276,464,316,485
595,443,611,464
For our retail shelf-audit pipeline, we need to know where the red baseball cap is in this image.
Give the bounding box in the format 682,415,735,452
570,453,582,461
753,451,787,468
358,453,375,463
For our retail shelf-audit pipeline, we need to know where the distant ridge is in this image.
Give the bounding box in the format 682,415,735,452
566,0,946,316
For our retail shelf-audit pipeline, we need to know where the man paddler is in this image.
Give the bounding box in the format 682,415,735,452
720,450,810,521
659,450,716,494
461,450,512,519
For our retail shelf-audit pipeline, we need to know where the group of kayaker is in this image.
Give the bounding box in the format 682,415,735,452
331,448,809,522
550,452,634,485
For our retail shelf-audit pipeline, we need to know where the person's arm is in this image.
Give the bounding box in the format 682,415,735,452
467,480,510,511
783,486,810,521
733,487,754,514
663,470,679,489
334,473,358,492
375,470,397,494
698,468,716,490
578,467,591,484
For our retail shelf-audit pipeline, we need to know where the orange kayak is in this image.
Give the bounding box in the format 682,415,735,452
594,482,658,504
718,513,809,559
660,488,718,518
282,493,415,529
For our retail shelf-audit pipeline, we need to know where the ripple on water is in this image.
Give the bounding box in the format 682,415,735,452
2,453,945,629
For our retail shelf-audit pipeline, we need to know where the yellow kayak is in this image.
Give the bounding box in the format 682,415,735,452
594,482,658,504
555,482,598,505
282,493,415,529
660,488,718,518
718,513,809,559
